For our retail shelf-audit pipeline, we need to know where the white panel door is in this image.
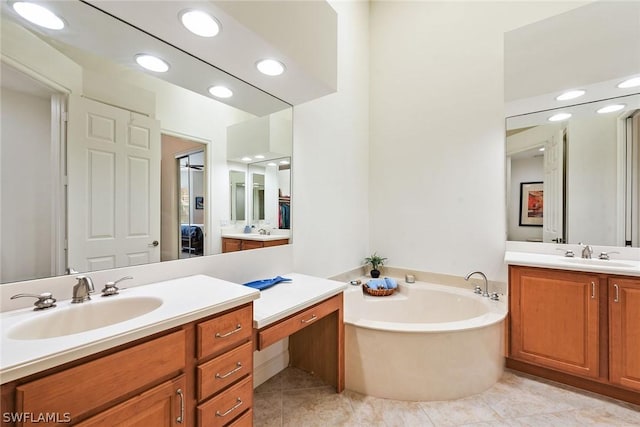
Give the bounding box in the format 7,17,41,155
543,130,565,243
67,96,160,272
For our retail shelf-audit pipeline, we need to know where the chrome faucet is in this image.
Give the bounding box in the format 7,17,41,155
72,275,95,303
465,271,489,297
581,244,593,259
257,228,270,235
11,292,57,310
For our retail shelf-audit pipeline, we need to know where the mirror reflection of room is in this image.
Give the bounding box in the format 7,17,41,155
178,151,205,259
0,1,293,283
506,95,640,247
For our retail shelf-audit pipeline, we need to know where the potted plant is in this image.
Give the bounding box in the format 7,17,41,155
364,252,387,278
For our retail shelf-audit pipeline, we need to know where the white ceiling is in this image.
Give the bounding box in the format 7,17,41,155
505,1,640,112
88,0,337,106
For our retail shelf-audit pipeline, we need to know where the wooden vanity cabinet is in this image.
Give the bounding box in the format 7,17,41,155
195,305,254,427
508,266,640,404
509,266,600,378
1,303,254,427
76,375,186,427
609,277,640,392
221,237,288,253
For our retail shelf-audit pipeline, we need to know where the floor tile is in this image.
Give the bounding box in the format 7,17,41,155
253,367,639,427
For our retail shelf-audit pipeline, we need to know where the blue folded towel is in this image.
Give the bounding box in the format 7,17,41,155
384,277,398,289
368,278,387,289
243,276,291,290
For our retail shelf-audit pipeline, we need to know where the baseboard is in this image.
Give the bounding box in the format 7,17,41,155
253,337,289,388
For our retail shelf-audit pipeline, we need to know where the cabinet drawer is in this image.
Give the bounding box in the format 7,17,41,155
227,408,253,427
257,294,341,350
198,341,252,401
197,305,252,359
197,375,253,427
17,331,185,424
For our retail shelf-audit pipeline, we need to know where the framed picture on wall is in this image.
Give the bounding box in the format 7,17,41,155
195,196,204,210
519,182,543,226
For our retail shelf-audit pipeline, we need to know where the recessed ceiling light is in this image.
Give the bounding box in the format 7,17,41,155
256,59,285,76
13,2,64,30
555,90,585,101
208,85,233,98
548,113,572,122
254,155,265,159
597,104,626,114
241,157,252,162
180,10,220,37
617,77,640,89
135,54,169,73
538,147,545,152
279,160,290,165
267,162,277,167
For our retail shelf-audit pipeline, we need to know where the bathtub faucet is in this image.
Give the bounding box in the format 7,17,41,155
464,271,489,298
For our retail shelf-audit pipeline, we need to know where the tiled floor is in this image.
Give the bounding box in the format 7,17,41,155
254,367,640,426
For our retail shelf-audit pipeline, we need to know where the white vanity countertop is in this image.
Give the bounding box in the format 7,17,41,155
221,232,290,242
505,251,640,276
0,275,259,384
252,273,347,329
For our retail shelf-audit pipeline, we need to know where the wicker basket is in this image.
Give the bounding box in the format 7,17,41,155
363,283,395,297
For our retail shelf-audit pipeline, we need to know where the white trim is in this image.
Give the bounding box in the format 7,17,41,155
50,94,68,276
0,57,71,95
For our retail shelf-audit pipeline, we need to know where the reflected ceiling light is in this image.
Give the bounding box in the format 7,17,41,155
256,59,285,76
241,157,252,162
279,160,290,165
267,162,277,167
135,54,169,73
555,90,585,101
208,85,233,98
617,77,640,89
13,2,64,30
548,113,572,122
180,10,220,37
597,104,625,114
538,147,545,152
254,155,265,159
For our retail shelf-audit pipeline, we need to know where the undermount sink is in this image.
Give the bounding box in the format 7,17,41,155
562,258,636,268
8,297,163,340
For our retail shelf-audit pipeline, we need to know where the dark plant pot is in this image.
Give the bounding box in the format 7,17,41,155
370,269,380,278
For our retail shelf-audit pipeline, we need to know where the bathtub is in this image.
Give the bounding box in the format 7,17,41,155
344,280,507,401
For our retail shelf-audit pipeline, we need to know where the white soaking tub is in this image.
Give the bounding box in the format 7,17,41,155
344,279,507,401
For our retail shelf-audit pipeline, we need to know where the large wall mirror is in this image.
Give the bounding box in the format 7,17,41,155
0,1,293,284
504,1,640,247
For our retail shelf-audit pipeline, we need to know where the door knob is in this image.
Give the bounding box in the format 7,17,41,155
149,240,159,247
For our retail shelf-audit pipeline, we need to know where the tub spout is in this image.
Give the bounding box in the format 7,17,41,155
464,271,489,298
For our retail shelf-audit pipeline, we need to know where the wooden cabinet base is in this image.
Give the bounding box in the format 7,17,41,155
506,357,640,406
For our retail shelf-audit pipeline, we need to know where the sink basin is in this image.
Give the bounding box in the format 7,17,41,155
562,258,636,268
8,297,163,340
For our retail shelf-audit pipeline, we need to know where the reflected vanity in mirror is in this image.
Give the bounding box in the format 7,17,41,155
0,1,293,283
504,1,640,248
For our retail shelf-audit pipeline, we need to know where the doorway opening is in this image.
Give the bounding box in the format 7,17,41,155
161,135,207,261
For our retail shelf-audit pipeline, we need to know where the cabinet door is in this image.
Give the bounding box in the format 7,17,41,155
241,240,264,251
222,238,242,253
610,278,640,391
76,375,186,427
510,267,600,378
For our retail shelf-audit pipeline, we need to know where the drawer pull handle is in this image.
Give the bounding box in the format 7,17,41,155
176,388,184,424
591,282,596,299
301,314,318,324
216,362,243,379
614,284,620,303
215,398,243,417
215,324,242,338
